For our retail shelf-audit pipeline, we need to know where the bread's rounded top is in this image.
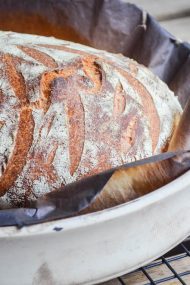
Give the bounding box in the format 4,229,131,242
0,31,182,208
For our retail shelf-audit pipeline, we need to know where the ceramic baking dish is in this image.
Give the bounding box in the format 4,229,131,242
0,170,190,285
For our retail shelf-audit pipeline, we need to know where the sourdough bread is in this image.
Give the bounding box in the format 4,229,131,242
0,31,182,208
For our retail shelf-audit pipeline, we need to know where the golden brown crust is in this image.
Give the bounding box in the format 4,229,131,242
39,44,161,152
114,66,160,152
51,77,85,175
0,108,34,195
3,54,28,105
18,46,58,68
0,32,182,208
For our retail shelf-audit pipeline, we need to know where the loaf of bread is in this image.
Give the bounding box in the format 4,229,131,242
0,31,182,208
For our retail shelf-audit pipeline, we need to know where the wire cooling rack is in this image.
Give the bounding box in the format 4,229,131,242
132,242,190,284
104,238,190,285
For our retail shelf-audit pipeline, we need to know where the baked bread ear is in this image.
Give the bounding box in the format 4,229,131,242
0,31,182,208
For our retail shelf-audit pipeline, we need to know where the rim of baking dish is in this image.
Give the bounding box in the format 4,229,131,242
0,170,190,237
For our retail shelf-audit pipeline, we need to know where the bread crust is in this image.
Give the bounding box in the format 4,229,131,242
0,32,182,208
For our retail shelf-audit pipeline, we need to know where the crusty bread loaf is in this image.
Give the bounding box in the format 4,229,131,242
0,31,182,208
